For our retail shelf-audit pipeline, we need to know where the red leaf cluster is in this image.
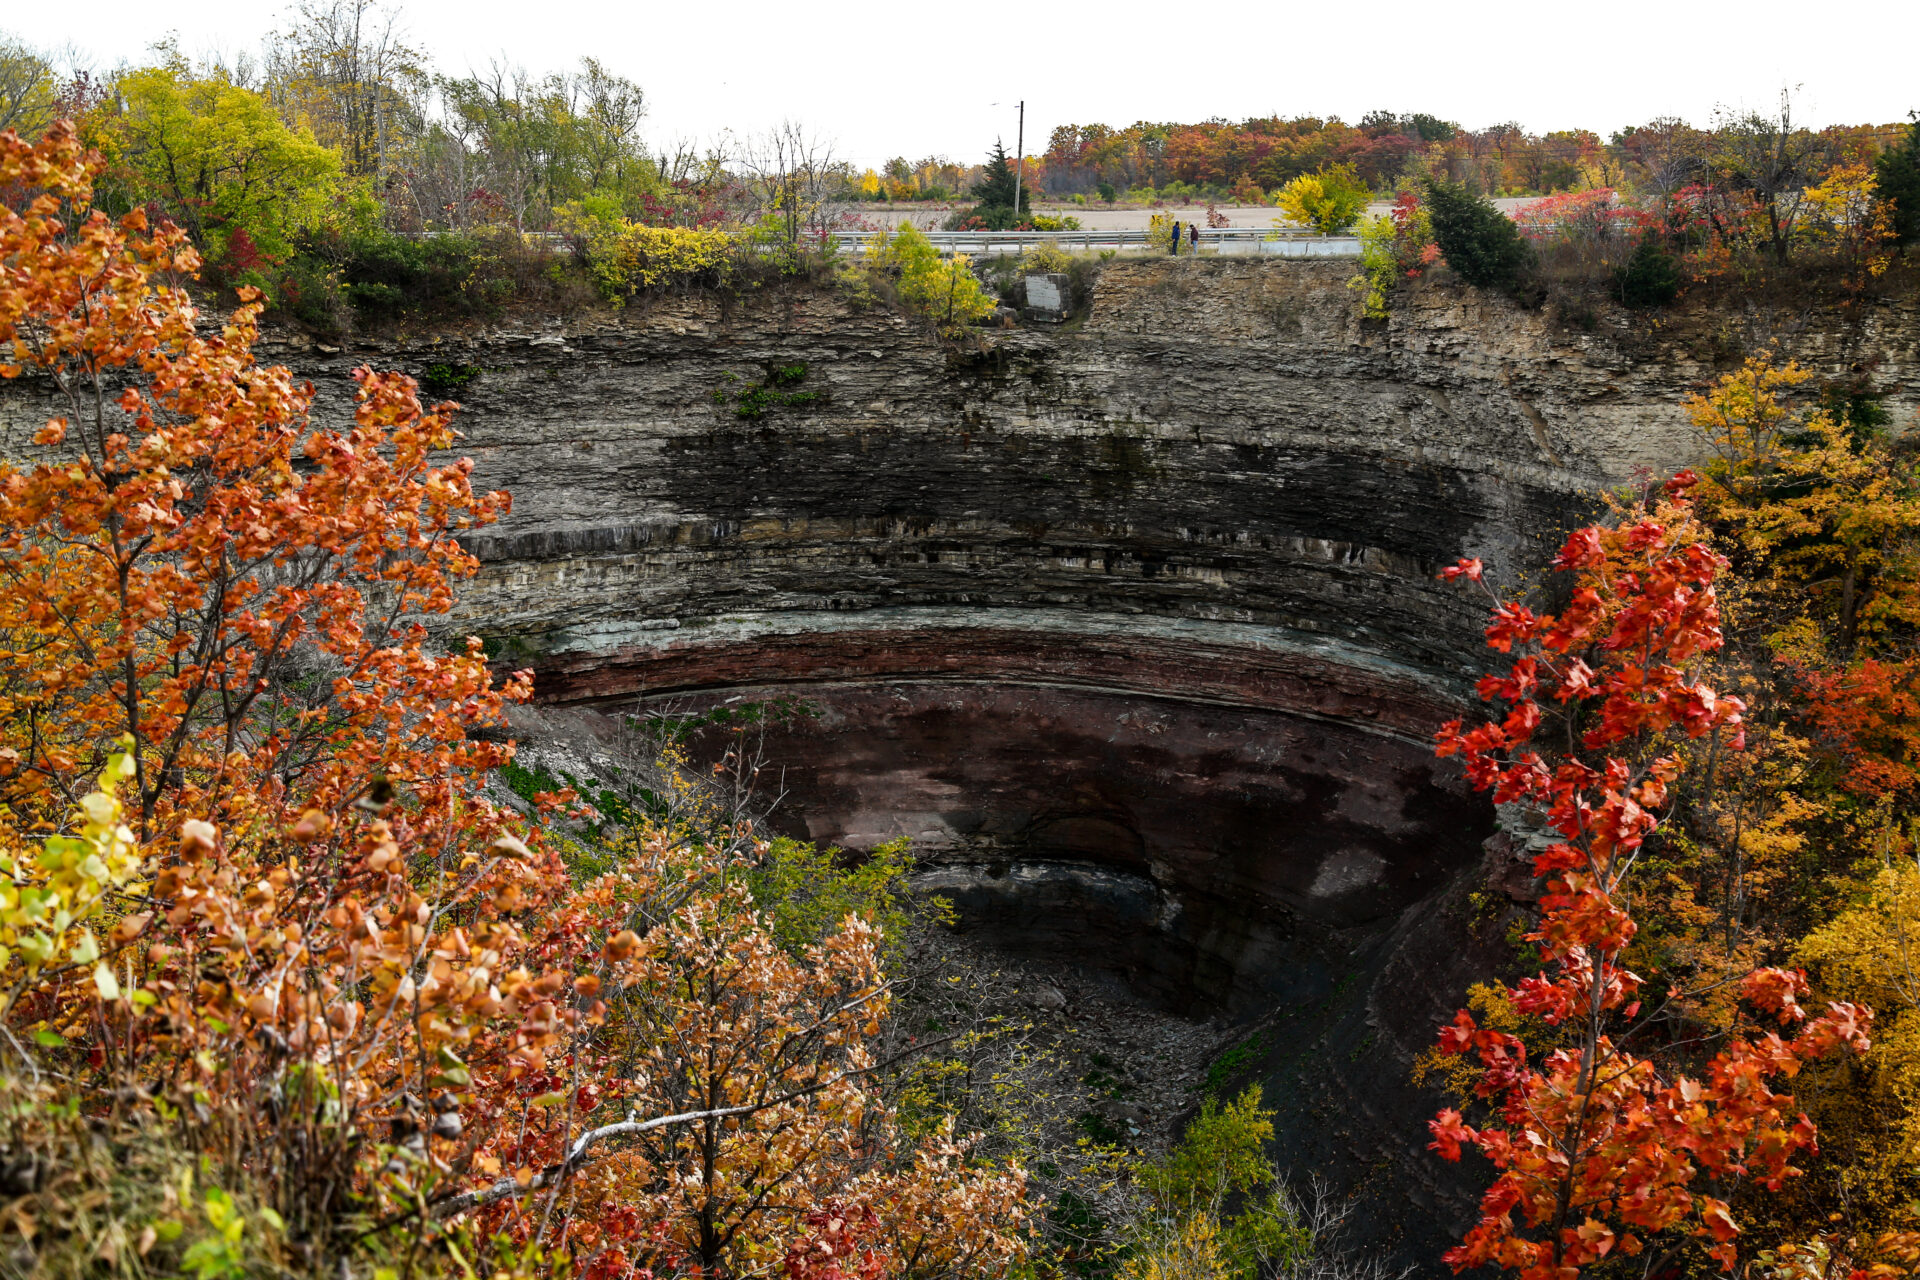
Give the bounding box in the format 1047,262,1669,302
1429,499,1872,1279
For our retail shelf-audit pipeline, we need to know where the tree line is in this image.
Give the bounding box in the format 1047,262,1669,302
1036,104,1913,206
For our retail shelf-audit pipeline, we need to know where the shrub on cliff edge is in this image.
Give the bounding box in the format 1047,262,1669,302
1612,235,1681,307
1423,177,1533,295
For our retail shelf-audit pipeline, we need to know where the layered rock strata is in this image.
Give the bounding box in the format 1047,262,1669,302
5,260,1917,1263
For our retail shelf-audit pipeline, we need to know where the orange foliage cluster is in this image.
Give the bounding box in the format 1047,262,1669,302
0,123,1025,1278
0,123,517,843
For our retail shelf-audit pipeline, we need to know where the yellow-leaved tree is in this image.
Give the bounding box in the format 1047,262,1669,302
1690,358,1920,659
869,223,994,333
1273,164,1369,236
1797,866,1920,1265
104,63,343,262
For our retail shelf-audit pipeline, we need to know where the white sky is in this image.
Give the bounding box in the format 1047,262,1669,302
9,0,1918,171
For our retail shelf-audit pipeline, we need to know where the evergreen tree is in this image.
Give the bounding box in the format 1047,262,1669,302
1423,176,1534,294
972,139,1018,210
1613,236,1681,307
1875,113,1920,249
1408,113,1459,143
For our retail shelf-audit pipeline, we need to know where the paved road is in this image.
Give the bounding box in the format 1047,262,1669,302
855,196,1546,232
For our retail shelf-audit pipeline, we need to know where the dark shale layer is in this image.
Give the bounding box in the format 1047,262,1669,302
6,258,1917,1264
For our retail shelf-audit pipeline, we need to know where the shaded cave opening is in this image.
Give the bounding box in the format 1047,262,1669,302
655,677,1493,1020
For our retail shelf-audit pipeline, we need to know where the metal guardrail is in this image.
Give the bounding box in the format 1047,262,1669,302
834,228,1361,258
398,226,1361,258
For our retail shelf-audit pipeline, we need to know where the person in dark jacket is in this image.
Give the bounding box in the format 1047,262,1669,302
1169,219,1181,254
1188,223,1199,254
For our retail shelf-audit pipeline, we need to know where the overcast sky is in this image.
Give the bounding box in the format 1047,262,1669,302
9,0,1918,170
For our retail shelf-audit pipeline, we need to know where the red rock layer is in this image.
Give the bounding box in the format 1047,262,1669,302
530,625,1459,741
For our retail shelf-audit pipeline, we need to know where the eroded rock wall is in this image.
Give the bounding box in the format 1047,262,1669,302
265,259,1919,703
6,260,1918,1265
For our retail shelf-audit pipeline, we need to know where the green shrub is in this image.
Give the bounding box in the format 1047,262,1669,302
419,361,482,398
499,759,566,807
1127,1086,1315,1280
274,253,348,334
1424,176,1535,294
277,226,591,328
337,227,483,316
944,203,1021,231
1202,1031,1269,1095
1613,236,1681,307
1876,114,1920,248
1140,1086,1274,1209
712,362,821,419
741,836,918,963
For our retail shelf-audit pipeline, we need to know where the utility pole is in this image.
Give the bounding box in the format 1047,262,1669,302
1014,100,1025,216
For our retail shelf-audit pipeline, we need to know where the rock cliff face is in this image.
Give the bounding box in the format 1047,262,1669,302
5,259,1917,1263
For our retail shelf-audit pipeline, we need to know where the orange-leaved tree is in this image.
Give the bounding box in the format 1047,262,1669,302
0,122,1026,1280
1427,475,1873,1279
0,120,517,839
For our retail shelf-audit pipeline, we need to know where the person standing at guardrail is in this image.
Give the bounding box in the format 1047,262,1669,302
1188,223,1199,255
1169,219,1181,255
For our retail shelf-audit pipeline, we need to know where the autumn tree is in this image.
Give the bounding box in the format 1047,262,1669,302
264,0,425,180
0,122,1028,1278
1274,163,1369,236
388,59,668,234
469,869,1027,1277
1670,360,1920,1248
1802,162,1896,286
866,223,993,334
1350,189,1439,319
1711,92,1834,265
742,120,844,250
1427,483,1872,1279
1689,359,1920,659
103,62,343,261
0,122,498,835
0,32,57,138
1615,117,1709,206
1796,865,1920,1256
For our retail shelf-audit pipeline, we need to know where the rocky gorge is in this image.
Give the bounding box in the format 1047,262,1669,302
7,256,1918,1264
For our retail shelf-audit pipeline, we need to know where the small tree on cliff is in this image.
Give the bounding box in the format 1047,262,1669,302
1275,163,1369,236
1423,176,1533,295
1876,113,1920,250
1428,476,1872,1279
